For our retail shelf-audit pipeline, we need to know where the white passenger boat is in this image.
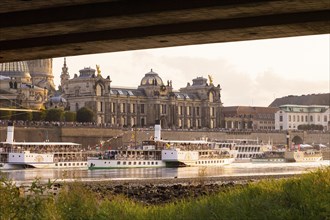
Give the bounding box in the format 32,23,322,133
214,139,272,162
284,149,323,162
88,121,238,169
88,140,166,169
251,150,286,163
159,140,238,167
0,122,96,169
251,145,323,163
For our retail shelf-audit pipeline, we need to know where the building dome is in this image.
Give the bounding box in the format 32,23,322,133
26,59,53,76
140,69,163,86
0,61,31,79
47,96,67,109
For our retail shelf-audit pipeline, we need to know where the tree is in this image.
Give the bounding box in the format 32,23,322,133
45,109,64,122
76,107,94,123
32,110,46,121
298,124,324,131
10,110,32,121
64,111,76,122
0,110,12,120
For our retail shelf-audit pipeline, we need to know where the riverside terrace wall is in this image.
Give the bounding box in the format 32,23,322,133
0,126,329,149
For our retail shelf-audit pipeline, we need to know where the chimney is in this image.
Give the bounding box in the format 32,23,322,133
154,120,161,141
6,121,14,144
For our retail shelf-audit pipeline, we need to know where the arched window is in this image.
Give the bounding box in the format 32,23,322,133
96,84,102,96
209,92,214,102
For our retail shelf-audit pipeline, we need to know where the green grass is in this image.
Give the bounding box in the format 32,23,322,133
1,168,330,220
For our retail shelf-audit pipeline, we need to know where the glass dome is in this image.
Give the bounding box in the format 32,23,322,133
0,61,31,79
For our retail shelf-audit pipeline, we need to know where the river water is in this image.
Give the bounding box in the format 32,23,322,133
1,160,329,185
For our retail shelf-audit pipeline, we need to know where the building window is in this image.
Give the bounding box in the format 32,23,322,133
179,106,183,115
289,115,291,122
161,104,167,114
97,102,103,112
305,115,308,122
112,103,116,113
279,115,283,122
324,115,328,122
196,107,200,116
96,84,102,96
132,104,135,113
141,104,145,114
301,115,304,122
121,103,126,113
318,115,321,122
210,107,215,117
293,115,295,122
209,92,214,102
310,116,313,122
297,115,299,122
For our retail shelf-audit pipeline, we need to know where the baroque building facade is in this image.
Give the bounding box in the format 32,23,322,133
61,60,223,128
0,61,50,110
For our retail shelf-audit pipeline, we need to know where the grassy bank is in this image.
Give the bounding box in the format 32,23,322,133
1,168,329,220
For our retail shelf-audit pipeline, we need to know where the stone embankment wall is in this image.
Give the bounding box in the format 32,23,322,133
0,126,329,150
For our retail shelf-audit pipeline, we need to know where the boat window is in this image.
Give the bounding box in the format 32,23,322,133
123,162,126,165
60,164,62,166
155,162,158,165
128,162,131,165
64,163,67,166
117,161,120,165
134,162,136,165
151,162,154,165
148,162,150,165
143,162,146,165
68,163,71,166
139,162,141,165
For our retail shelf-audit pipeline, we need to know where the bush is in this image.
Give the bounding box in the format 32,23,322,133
32,110,46,121
45,108,64,122
64,111,76,122
10,110,32,121
298,124,324,131
76,107,94,123
0,110,12,120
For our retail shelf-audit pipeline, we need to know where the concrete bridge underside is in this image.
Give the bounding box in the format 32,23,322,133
0,0,329,62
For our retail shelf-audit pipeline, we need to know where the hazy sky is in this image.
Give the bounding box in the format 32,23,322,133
53,34,329,107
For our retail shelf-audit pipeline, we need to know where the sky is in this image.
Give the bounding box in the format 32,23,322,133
53,34,329,107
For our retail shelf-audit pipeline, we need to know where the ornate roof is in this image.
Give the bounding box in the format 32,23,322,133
0,61,31,78
140,69,163,86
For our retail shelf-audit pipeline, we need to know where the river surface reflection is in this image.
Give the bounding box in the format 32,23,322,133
1,161,329,184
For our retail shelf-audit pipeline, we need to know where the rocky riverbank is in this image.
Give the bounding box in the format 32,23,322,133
77,174,298,205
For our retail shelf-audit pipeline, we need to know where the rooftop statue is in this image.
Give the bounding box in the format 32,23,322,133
96,65,101,76
208,75,213,85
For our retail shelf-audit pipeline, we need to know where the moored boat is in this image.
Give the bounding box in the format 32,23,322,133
88,121,238,169
251,150,286,163
88,140,166,169
0,122,97,169
284,149,323,162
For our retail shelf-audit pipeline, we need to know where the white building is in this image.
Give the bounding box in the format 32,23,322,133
275,105,330,130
